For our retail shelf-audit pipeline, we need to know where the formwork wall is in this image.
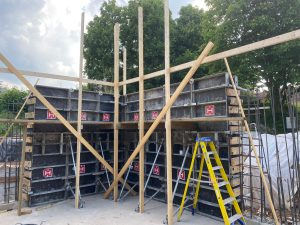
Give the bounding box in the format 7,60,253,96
22,72,244,220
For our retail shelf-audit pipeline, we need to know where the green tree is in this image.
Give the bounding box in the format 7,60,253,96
84,0,122,86
202,0,300,91
84,1,206,92
202,0,300,131
171,5,206,83
0,88,27,117
120,0,167,90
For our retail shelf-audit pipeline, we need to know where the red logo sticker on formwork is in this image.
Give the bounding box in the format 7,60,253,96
205,105,215,116
80,165,86,174
47,110,57,120
153,165,160,176
151,111,158,120
134,162,139,172
134,113,139,121
81,112,87,121
43,168,53,178
102,113,110,121
177,169,186,181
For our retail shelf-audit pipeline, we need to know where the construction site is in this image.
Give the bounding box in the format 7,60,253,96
0,1,300,225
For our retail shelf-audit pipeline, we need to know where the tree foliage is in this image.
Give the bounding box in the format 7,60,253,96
84,0,205,92
84,0,300,95
202,0,300,91
0,88,27,116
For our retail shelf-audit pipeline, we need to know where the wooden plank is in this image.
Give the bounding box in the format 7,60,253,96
226,88,240,96
19,131,27,217
26,137,32,143
22,177,31,187
231,165,242,174
230,146,241,155
228,106,240,114
113,23,120,201
25,112,35,119
229,97,242,106
26,123,34,129
75,12,84,209
24,161,31,168
22,192,29,201
119,29,300,86
25,146,32,153
229,125,245,132
19,207,32,215
228,120,242,126
0,117,243,125
138,7,145,212
229,137,242,145
26,98,36,105
23,170,32,179
164,1,173,224
231,177,241,187
0,202,16,211
0,52,136,196
123,47,127,96
224,58,279,224
103,42,214,198
231,157,242,166
0,68,114,87
233,187,241,197
22,177,31,192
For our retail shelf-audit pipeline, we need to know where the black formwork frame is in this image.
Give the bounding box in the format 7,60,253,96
21,72,244,218
23,85,117,206
121,72,243,220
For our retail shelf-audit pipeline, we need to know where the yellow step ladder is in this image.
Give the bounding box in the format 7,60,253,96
177,137,246,225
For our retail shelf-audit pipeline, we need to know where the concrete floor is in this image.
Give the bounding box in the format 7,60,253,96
0,195,222,225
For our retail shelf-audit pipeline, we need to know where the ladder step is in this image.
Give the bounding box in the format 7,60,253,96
207,151,215,155
212,166,222,171
229,214,243,223
217,181,228,187
223,197,235,205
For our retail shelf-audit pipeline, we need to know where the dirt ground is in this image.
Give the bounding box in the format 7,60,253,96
0,195,222,225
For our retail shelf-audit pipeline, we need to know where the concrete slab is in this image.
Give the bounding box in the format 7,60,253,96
0,195,223,225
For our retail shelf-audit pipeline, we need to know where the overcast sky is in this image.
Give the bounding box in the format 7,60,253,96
0,0,207,89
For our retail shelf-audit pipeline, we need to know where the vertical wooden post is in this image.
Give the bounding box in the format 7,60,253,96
114,23,120,201
103,42,214,198
123,47,127,96
164,1,173,224
75,12,84,209
18,125,27,216
224,58,279,225
138,7,145,213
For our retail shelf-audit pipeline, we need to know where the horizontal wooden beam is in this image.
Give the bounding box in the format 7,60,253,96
119,29,300,86
104,42,214,198
0,68,114,87
0,118,112,125
0,52,136,196
0,117,243,126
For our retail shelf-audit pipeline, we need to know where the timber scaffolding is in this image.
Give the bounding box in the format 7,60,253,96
0,1,300,224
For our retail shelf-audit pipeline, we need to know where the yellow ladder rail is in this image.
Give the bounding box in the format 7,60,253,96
177,137,246,225
177,141,199,221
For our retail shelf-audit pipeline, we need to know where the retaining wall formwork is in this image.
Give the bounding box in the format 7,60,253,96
22,72,244,220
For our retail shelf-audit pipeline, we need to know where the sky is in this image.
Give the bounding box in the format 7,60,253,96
0,0,207,89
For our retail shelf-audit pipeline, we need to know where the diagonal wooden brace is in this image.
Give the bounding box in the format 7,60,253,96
224,58,279,225
0,52,136,196
103,41,214,198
